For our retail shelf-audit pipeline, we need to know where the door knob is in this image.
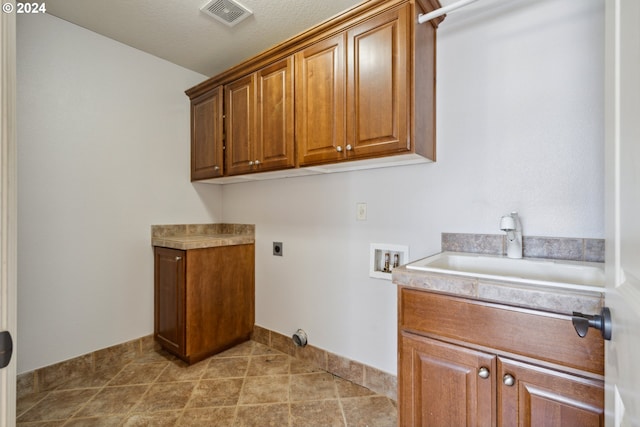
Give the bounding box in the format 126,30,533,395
0,331,12,369
572,307,612,340
503,374,515,387
478,367,490,379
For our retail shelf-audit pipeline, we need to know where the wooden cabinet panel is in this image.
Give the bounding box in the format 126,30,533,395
400,332,495,427
347,5,410,158
498,358,604,427
226,75,256,176
226,58,295,175
400,288,604,376
295,34,346,166
184,244,255,361
191,87,223,180
256,57,295,171
154,247,185,355
154,244,255,364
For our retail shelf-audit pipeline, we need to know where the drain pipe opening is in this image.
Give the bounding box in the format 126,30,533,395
292,329,308,347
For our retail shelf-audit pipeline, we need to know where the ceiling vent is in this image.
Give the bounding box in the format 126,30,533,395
200,0,253,27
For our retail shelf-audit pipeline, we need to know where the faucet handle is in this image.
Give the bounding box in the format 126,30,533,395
500,215,516,231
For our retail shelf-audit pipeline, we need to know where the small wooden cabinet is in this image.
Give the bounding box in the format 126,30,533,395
190,86,224,180
226,57,295,175
398,288,604,427
154,244,254,364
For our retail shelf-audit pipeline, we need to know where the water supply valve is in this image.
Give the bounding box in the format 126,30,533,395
571,307,612,341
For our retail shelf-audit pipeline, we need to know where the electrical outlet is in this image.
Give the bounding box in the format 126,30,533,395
356,202,367,221
273,242,283,256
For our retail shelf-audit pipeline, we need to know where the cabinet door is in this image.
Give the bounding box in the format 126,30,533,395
256,57,295,171
225,74,256,175
154,247,185,356
399,332,495,427
295,33,347,166
347,4,410,159
185,244,255,361
498,358,604,427
191,87,224,180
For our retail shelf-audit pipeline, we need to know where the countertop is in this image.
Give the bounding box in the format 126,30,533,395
392,261,604,315
151,223,255,250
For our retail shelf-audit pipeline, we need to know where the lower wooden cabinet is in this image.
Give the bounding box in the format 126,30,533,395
154,244,254,364
399,333,495,426
398,288,604,427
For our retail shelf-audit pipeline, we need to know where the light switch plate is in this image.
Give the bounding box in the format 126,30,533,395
356,202,367,221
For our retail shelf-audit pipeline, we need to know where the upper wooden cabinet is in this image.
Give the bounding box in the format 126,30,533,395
190,86,223,180
186,0,442,181
295,33,346,166
296,5,411,167
226,57,295,176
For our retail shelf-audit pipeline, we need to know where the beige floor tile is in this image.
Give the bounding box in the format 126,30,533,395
156,359,208,382
107,362,168,386
203,356,249,379
341,395,397,427
64,415,125,426
178,406,237,426
17,389,98,423
121,411,182,426
75,385,148,417
335,376,376,399
234,403,290,427
246,354,290,376
290,399,345,427
290,372,338,401
132,381,197,413
239,376,290,405
187,378,243,408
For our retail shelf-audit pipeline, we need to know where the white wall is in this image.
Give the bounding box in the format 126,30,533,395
16,0,605,377
221,0,605,375
17,14,219,373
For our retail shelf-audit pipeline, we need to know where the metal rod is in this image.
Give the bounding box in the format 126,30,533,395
418,0,481,24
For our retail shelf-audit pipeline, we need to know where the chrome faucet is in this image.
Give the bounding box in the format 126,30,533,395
500,212,522,259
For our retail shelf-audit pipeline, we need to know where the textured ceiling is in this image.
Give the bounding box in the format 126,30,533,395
45,0,366,77
45,0,455,77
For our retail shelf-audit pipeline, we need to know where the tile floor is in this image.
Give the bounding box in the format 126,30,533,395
16,340,397,426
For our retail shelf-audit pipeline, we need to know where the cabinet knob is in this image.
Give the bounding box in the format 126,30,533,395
248,161,254,166
478,367,490,379
254,160,260,165
346,144,352,151
175,256,182,261
503,374,515,387
214,165,219,171
336,146,343,152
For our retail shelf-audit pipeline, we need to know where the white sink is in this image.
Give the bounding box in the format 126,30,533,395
406,252,605,291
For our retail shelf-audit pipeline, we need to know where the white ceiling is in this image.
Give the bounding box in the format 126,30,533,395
45,0,453,77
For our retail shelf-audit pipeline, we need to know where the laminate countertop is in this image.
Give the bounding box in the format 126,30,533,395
151,223,254,250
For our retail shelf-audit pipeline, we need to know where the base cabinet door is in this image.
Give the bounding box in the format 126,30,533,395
154,247,185,355
399,332,495,427
497,358,604,427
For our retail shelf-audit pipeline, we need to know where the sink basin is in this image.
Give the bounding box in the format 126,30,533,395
406,252,605,291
